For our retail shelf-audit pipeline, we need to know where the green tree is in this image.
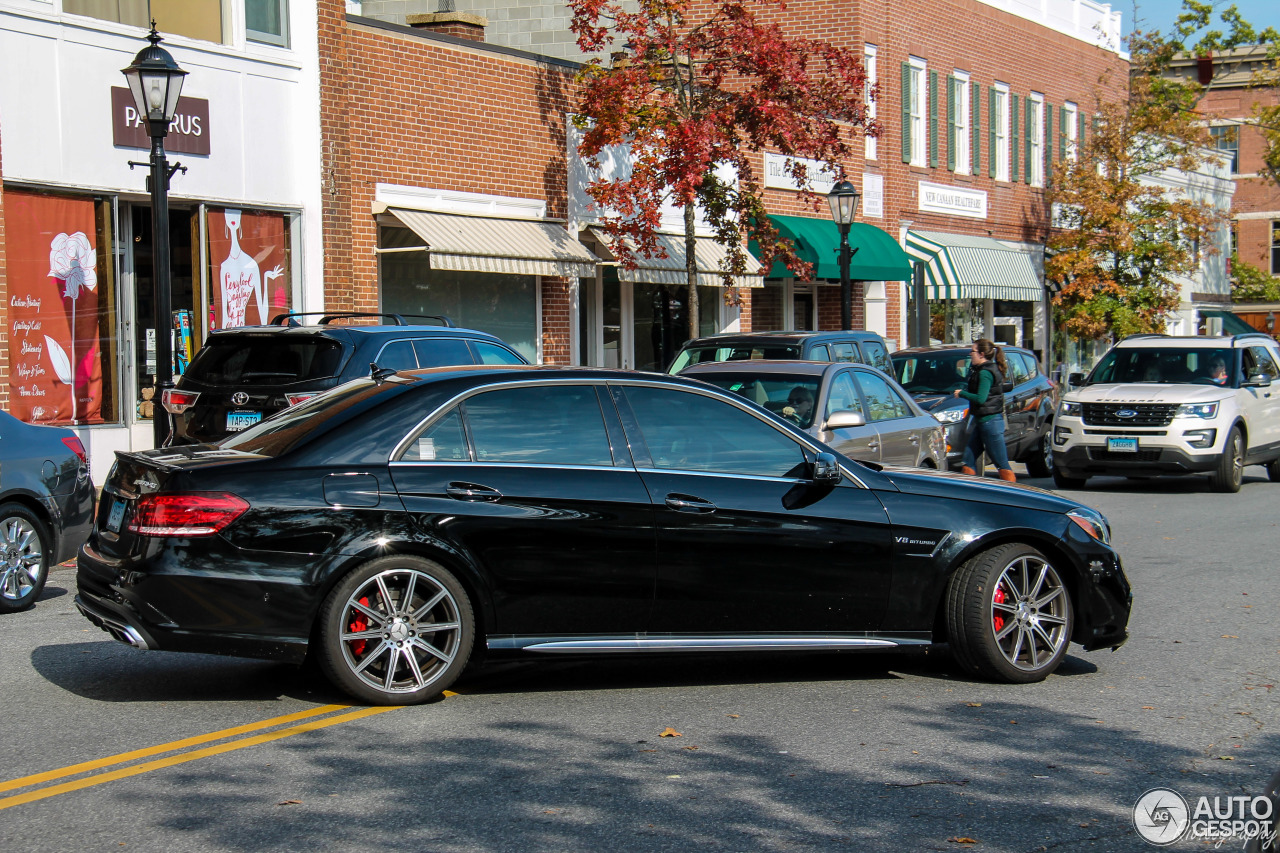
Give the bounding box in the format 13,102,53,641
569,0,873,340
1230,253,1280,302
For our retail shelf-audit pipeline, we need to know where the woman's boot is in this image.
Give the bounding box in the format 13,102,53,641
961,466,977,476
998,469,1017,482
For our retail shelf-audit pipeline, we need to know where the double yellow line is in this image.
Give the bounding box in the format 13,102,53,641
0,702,407,810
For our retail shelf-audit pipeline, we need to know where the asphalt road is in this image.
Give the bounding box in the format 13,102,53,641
1,466,1277,852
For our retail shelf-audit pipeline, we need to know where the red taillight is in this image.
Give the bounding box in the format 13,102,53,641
62,436,88,465
285,392,318,407
127,492,249,537
162,389,201,414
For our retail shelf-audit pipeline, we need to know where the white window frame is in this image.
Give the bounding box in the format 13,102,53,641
909,57,927,168
994,83,1010,182
246,0,290,48
1064,101,1079,161
952,70,970,175
864,45,878,161
1029,92,1045,187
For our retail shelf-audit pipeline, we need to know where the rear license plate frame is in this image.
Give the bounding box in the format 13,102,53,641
1106,436,1138,453
106,499,126,533
225,410,262,432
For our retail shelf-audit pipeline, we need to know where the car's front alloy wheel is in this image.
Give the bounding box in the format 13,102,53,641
0,503,51,614
1209,427,1244,493
946,543,1074,683
318,556,474,705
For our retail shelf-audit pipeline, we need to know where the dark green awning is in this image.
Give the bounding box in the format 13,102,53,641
1199,309,1257,336
751,215,913,281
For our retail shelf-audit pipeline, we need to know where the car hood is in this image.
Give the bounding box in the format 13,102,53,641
1064,383,1228,405
912,393,966,415
876,464,1082,514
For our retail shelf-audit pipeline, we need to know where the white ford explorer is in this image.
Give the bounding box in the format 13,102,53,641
1052,333,1280,492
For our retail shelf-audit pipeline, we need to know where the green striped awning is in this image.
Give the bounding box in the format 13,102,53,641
903,230,1043,301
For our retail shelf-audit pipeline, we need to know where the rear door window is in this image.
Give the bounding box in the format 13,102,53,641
861,340,890,371
830,343,862,363
853,371,911,422
1005,353,1030,385
185,336,344,386
471,341,526,365
808,344,831,361
465,385,613,466
413,337,475,367
401,408,470,462
376,340,419,371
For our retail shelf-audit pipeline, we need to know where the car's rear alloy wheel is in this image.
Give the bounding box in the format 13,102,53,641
946,543,1074,683
1209,427,1244,493
0,503,50,614
318,556,473,705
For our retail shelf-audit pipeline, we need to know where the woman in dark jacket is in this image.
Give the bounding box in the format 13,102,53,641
952,339,1016,482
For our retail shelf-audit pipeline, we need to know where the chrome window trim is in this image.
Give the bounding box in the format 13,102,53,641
387,376,869,488
390,461,631,475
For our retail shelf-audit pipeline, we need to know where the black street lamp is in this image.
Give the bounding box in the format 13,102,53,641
826,179,861,331
122,22,187,448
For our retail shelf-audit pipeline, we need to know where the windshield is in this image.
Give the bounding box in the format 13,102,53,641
1087,347,1237,387
891,351,971,395
691,374,821,429
185,336,345,386
668,344,803,374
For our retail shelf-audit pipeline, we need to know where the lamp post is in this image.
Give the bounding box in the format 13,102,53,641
826,180,862,331
122,23,187,448
1267,312,1276,335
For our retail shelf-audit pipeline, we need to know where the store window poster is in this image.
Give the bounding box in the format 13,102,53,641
206,208,291,331
5,191,106,424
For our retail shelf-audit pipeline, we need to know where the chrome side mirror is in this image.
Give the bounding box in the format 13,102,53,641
1067,372,1085,388
812,452,842,484
823,409,866,430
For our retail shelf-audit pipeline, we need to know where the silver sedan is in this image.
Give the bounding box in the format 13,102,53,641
679,360,945,468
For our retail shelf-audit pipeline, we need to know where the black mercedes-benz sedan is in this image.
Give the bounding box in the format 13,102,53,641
77,366,1131,705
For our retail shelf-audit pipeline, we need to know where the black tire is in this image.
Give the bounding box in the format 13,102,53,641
0,503,52,614
1024,430,1053,478
945,543,1074,683
1052,466,1087,490
1209,427,1244,493
317,555,474,705
1266,457,1280,483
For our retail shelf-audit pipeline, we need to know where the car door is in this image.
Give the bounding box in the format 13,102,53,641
1001,353,1035,453
388,382,656,636
1244,346,1280,455
615,383,894,634
850,369,922,466
816,369,882,462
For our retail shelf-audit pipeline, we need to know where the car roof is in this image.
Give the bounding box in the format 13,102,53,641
680,359,847,377
1115,334,1275,349
204,323,509,343
684,331,884,346
892,344,1034,356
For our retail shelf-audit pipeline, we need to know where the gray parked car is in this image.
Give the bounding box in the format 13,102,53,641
0,411,95,612
680,360,945,468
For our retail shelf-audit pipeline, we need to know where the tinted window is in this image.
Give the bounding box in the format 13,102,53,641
1018,352,1039,379
689,374,821,429
892,352,970,394
413,338,474,368
825,372,864,418
185,336,344,386
377,340,419,371
401,408,470,462
222,379,384,456
668,344,803,373
854,372,911,422
466,385,612,466
472,341,526,365
1005,353,1030,385
830,342,861,363
1246,346,1280,379
809,344,831,361
624,386,806,477
862,340,891,372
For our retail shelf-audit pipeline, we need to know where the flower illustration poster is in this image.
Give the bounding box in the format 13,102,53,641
5,191,106,424
206,208,289,331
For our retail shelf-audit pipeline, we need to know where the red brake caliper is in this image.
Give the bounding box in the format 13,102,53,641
992,584,1006,634
349,595,370,656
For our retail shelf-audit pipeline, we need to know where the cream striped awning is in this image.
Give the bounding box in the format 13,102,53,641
904,230,1043,301
387,209,599,278
588,228,764,288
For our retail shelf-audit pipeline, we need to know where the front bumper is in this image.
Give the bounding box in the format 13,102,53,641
1052,415,1225,477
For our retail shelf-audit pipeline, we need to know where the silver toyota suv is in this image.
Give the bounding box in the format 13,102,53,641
1052,333,1280,492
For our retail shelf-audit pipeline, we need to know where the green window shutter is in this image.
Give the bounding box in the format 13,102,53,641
901,62,912,163
1024,96,1034,184
1044,102,1053,180
1059,105,1068,159
1010,93,1020,182
1078,114,1086,152
946,75,957,171
929,70,939,168
971,81,981,175
988,87,997,178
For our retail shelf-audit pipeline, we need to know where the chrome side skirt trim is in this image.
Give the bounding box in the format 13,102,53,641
487,634,929,653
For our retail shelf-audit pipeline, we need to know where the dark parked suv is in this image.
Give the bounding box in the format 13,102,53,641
165,313,528,445
891,345,1056,476
667,331,893,374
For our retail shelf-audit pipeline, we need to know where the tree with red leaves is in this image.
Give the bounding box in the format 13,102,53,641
570,0,874,341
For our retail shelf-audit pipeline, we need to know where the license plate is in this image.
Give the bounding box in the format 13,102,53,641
225,410,262,432
106,499,126,533
1107,437,1138,453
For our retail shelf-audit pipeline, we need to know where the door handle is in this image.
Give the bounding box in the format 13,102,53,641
908,434,920,444
664,494,717,513
867,440,880,450
445,482,502,502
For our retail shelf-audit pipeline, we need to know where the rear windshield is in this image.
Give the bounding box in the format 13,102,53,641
185,336,345,386
668,344,803,374
892,351,970,395
220,378,386,457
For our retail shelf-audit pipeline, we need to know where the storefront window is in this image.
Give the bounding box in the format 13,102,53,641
4,190,118,425
380,226,537,362
246,0,289,46
632,283,718,372
206,207,293,331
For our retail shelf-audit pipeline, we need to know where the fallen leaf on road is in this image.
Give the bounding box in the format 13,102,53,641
682,746,699,751
1237,712,1253,716
1078,823,1090,828
659,727,682,737
1222,635,1239,639
639,749,657,752
1142,706,1155,710
965,702,982,707
277,800,302,806
726,714,740,718
947,837,979,844
1219,756,1236,760
543,809,558,814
